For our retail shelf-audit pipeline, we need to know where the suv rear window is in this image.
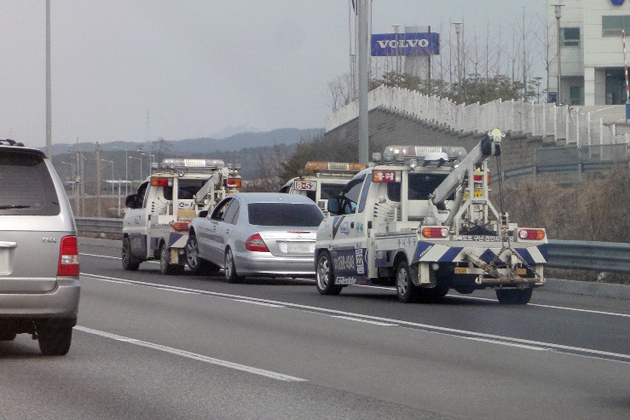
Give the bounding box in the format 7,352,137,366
0,151,60,216
248,203,323,227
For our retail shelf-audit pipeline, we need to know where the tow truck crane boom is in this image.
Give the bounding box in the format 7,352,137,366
430,129,503,207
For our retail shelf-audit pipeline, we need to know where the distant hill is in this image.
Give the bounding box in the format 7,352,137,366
47,127,324,156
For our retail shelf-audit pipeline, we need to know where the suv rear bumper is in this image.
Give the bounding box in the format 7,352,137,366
0,278,80,324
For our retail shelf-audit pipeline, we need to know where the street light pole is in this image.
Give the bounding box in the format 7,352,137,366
45,0,52,157
357,0,369,164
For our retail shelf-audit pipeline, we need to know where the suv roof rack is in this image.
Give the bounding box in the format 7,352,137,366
0,139,24,147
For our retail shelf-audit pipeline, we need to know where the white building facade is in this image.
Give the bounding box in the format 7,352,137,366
548,0,630,106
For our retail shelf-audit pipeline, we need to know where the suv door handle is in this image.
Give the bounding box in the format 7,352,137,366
225,229,230,235
350,222,355,228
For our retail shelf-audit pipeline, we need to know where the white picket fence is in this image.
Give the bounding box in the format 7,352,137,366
326,85,629,146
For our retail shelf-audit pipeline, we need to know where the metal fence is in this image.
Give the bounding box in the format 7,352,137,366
503,143,630,181
75,218,630,274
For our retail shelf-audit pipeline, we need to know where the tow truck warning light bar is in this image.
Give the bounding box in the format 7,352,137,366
378,145,467,164
305,161,364,174
161,158,225,169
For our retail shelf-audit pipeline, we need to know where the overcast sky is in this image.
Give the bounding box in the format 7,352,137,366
0,0,546,149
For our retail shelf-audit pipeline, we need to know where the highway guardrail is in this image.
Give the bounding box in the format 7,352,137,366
75,218,629,273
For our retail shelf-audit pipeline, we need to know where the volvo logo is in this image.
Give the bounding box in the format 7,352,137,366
611,0,625,5
375,39,430,49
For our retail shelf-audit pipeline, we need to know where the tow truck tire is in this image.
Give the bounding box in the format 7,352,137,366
316,251,342,295
496,288,533,305
396,260,420,303
160,243,183,275
224,248,243,283
122,237,140,271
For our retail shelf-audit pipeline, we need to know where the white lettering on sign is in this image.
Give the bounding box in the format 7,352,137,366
377,39,430,49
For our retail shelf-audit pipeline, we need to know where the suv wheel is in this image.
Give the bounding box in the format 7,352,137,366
38,327,72,356
122,237,140,271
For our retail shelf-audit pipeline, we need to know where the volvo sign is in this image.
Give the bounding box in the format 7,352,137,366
371,32,439,56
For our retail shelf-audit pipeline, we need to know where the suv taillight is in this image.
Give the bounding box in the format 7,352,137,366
58,235,80,276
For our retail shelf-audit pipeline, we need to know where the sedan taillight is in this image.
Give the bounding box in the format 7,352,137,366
245,234,269,252
58,235,80,277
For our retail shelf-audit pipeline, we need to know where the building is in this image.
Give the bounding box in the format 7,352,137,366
548,0,630,106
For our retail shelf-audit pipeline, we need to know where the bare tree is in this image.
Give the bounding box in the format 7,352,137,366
325,73,353,112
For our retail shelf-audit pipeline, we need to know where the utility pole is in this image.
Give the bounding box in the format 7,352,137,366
357,0,369,164
553,4,564,105
453,22,463,99
96,143,101,218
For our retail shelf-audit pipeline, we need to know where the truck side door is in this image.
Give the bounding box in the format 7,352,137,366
329,173,371,283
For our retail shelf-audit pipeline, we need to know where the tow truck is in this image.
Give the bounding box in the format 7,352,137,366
280,161,364,211
314,129,547,304
122,158,241,274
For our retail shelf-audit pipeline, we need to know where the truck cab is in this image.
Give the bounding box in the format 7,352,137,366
280,161,363,211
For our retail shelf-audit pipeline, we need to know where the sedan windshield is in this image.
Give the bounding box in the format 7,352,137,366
248,203,323,227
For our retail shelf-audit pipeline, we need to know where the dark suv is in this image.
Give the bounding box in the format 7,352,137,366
0,139,80,355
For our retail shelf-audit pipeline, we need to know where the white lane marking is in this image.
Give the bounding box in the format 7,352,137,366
354,284,630,320
81,272,630,363
155,287,200,295
457,336,549,351
75,326,306,383
80,252,119,260
234,299,284,308
331,315,397,327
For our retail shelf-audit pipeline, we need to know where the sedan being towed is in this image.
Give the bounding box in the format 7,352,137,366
186,193,324,282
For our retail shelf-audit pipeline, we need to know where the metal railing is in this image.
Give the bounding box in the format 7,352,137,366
75,217,122,235
547,239,630,273
75,217,630,274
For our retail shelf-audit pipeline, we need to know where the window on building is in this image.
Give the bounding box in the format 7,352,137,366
602,16,630,37
570,86,584,106
561,28,580,46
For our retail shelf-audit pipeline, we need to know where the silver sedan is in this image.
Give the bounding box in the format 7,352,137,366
186,193,324,282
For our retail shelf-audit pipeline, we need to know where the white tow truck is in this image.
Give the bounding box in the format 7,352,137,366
280,161,364,211
122,158,241,274
315,129,547,304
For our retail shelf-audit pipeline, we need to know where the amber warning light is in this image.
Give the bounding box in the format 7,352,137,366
227,177,242,188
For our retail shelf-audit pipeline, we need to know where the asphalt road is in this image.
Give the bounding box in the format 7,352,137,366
1,238,629,420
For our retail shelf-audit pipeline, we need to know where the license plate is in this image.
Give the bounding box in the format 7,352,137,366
287,242,314,254
295,181,316,191
463,189,484,200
